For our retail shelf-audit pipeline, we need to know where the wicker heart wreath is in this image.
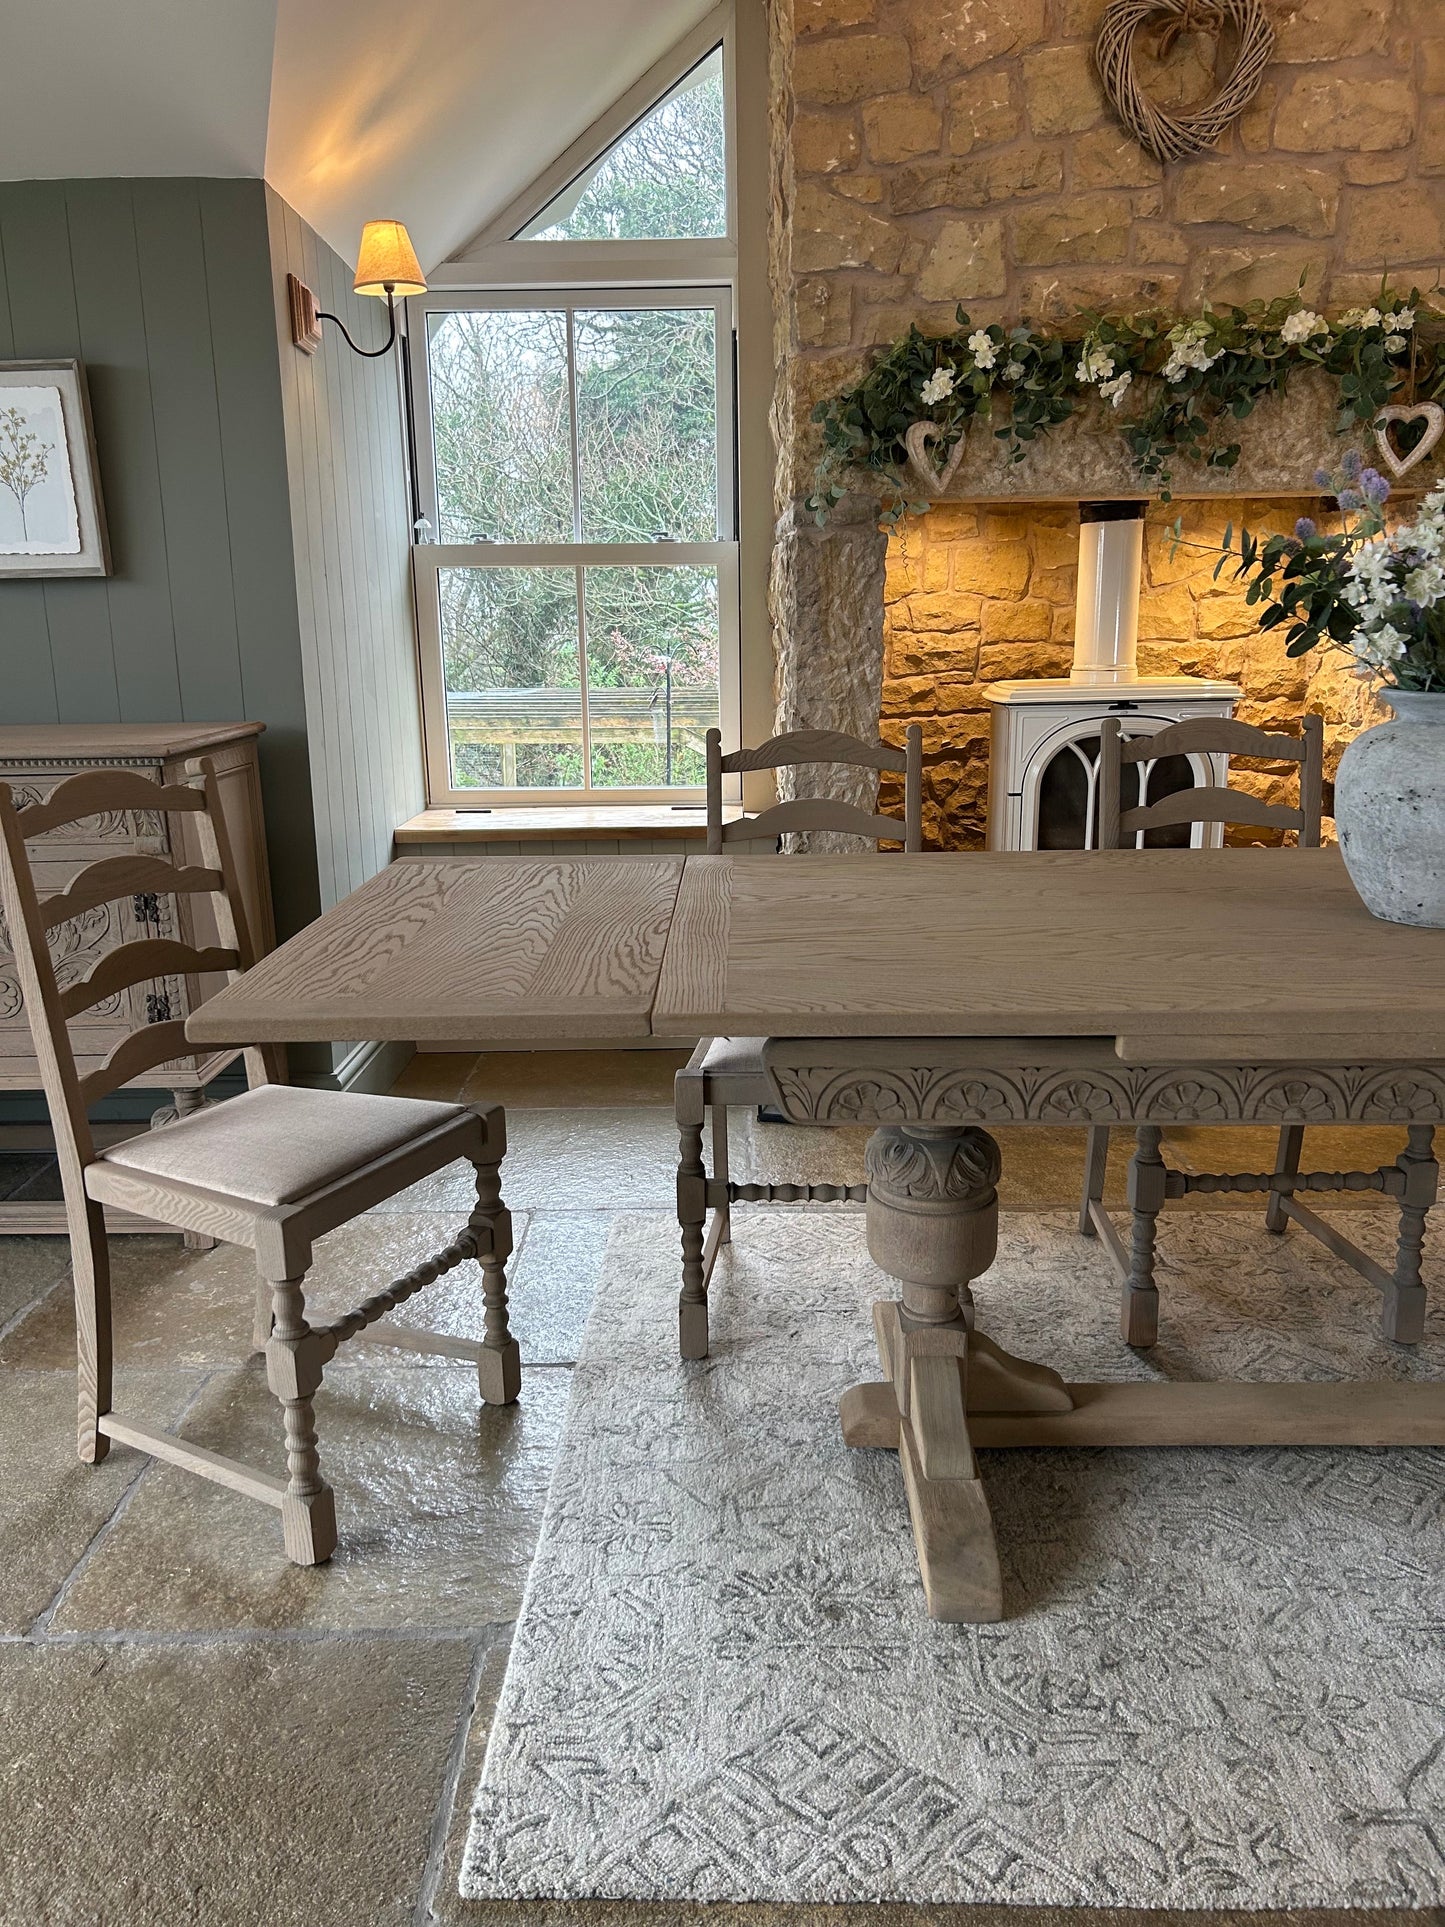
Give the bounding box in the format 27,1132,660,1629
1095,0,1275,164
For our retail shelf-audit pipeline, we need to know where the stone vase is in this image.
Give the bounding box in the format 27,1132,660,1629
1334,689,1445,927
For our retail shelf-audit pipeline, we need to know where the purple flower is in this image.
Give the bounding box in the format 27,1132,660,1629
1312,466,1332,488
1341,448,1363,482
1337,487,1364,511
1294,516,1318,540
1359,466,1391,505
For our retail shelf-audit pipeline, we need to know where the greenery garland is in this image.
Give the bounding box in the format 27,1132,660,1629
807,285,1445,523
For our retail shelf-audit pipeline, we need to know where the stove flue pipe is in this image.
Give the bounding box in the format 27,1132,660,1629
1071,500,1146,684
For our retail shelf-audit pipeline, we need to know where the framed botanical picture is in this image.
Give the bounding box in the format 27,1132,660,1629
0,360,110,577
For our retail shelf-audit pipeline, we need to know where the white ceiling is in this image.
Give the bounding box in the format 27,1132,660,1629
0,0,276,180
265,0,716,269
0,0,716,271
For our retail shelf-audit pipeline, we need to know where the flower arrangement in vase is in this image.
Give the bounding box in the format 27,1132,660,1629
1199,456,1445,926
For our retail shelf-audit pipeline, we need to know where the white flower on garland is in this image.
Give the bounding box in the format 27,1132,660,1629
1099,371,1133,408
1003,359,1026,382
1161,318,1222,383
1383,308,1415,332
1337,307,1383,331
919,366,956,406
1280,308,1327,345
967,330,998,370
1385,334,1408,353
1075,341,1115,384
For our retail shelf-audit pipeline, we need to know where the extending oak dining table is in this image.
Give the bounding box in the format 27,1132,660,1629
188,848,1445,1621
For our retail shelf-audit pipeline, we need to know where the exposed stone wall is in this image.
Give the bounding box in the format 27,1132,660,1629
767,0,1428,845
876,499,1388,844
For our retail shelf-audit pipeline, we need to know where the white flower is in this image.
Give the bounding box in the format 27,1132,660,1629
1383,308,1415,331
919,366,956,405
1281,308,1326,345
1161,317,1221,382
1075,342,1115,384
1338,307,1382,331
967,330,998,370
1385,333,1408,353
1003,359,1026,382
1099,371,1133,408
1354,621,1409,666
1404,561,1445,605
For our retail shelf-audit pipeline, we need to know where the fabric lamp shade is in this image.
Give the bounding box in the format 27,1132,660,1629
353,221,427,297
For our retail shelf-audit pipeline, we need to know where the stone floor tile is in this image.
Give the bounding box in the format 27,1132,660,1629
462,1048,690,1109
0,1366,198,1634
503,1214,610,1364
374,1110,682,1214
0,1234,71,1336
0,1637,470,1927
50,1362,570,1636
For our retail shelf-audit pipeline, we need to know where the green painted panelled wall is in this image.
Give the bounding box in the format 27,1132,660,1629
0,176,423,954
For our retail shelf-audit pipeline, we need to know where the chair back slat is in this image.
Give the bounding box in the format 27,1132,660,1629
17,770,209,839
1098,713,1324,850
717,799,908,846
1118,789,1305,836
706,725,924,853
60,938,241,1020
77,1020,195,1108
720,729,909,775
39,854,222,934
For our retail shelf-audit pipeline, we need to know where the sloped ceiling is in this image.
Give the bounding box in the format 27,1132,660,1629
0,0,276,180
0,0,715,273
266,0,718,269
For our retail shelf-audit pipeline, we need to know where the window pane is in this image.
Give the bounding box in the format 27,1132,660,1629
441,568,583,789
575,307,718,542
427,310,572,543
516,48,726,241
584,566,718,789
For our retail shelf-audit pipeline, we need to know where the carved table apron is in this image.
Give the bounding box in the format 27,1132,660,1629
744,1036,1445,1624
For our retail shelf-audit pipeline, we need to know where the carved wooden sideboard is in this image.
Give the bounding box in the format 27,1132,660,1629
0,723,274,1234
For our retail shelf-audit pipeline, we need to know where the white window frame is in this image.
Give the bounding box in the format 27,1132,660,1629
410,285,738,808
408,4,743,811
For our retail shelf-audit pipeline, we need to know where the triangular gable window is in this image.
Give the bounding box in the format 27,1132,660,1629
514,47,726,241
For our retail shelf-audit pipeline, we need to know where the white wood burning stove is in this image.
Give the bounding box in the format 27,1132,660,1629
984,501,1240,851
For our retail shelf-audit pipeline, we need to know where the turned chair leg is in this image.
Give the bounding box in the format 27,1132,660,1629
1265,1124,1304,1234
1384,1124,1437,1345
1122,1125,1166,1348
711,1099,732,1250
263,1270,337,1566
73,1196,112,1464
677,1101,709,1361
1078,1124,1110,1237
469,1151,520,1406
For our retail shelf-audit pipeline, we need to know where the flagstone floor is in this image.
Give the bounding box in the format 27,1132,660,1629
0,1048,1415,1927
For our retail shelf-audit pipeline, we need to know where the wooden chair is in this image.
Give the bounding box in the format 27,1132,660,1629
0,760,520,1566
675,724,923,1360
1082,712,1438,1350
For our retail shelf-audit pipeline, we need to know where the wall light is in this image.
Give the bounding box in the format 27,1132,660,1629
288,220,428,359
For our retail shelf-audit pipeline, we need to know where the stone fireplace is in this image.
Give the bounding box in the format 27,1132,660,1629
764,0,1443,849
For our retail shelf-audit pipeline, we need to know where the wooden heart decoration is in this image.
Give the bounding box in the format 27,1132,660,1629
1373,403,1445,478
904,420,967,496
1095,0,1274,165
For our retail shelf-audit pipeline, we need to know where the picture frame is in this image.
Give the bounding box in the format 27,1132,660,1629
0,359,110,577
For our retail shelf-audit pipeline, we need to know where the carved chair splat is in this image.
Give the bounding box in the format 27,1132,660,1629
675,724,924,1359
1082,711,1436,1348
0,759,520,1566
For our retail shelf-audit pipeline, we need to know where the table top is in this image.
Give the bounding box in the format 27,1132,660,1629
187,848,1445,1062
187,857,683,1044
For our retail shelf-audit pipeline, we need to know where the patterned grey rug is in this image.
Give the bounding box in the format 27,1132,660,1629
461,1207,1445,1908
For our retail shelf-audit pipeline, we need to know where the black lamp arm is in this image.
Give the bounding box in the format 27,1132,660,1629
317,287,398,359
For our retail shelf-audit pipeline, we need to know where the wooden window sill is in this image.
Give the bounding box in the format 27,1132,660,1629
393,805,744,846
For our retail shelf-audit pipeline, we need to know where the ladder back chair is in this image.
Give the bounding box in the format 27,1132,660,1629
676,724,924,1360
1082,711,1438,1350
0,759,520,1567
